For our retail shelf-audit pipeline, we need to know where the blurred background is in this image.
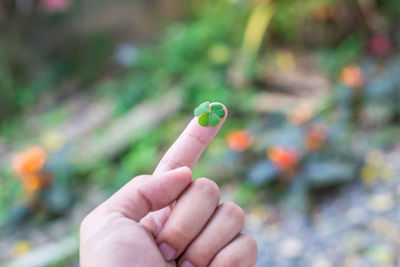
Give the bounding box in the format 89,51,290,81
0,0,400,266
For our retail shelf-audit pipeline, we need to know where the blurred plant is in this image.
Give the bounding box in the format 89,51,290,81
367,34,392,56
313,2,334,21
5,145,75,228
40,0,71,13
360,150,395,186
267,146,299,172
226,130,253,152
12,146,50,195
305,124,327,152
340,64,364,89
242,1,275,55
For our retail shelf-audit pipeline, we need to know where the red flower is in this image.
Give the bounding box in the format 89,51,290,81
40,0,71,12
340,64,364,89
368,35,392,56
12,146,49,194
305,125,327,151
226,130,253,152
267,147,299,171
12,146,47,176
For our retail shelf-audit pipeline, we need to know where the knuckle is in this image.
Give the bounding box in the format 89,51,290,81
186,247,213,266
188,131,208,147
197,248,213,261
193,178,220,202
161,158,184,170
133,174,150,181
243,234,258,260
164,224,191,248
221,202,245,226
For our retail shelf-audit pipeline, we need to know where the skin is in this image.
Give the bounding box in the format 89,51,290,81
80,103,258,267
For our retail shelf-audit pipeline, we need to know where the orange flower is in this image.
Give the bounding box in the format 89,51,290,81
305,125,327,151
12,146,49,195
340,65,364,89
267,146,299,171
19,174,43,194
12,146,47,176
226,130,253,152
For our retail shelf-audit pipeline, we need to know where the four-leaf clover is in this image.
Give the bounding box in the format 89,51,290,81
194,101,226,127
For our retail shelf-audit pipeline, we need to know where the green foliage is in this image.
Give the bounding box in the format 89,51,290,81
0,167,21,224
317,34,365,77
270,0,334,42
380,0,400,18
234,181,257,206
71,33,113,82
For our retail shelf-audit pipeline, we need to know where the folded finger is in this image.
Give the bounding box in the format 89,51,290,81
178,202,245,267
103,167,192,221
209,233,258,267
156,178,220,261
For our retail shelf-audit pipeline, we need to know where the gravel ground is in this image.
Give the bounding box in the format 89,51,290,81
246,150,400,267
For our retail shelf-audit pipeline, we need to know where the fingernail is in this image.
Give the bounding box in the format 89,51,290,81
158,242,175,261
181,260,195,267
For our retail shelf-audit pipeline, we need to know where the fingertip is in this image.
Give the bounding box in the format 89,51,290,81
154,102,227,173
178,165,192,175
181,166,193,179
170,166,192,178
165,166,193,185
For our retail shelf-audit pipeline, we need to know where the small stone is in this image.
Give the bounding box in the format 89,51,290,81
367,193,395,213
12,240,32,257
346,207,368,225
343,255,363,267
263,224,281,242
278,238,303,259
311,255,332,267
114,43,138,67
365,244,394,265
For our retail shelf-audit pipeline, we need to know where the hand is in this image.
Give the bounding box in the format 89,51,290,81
79,105,257,267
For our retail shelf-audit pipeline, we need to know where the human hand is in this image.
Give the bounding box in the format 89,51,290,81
79,104,257,267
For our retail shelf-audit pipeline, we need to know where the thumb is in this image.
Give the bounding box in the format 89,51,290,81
103,167,192,221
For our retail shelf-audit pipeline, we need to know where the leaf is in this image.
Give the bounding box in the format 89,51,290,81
210,103,225,118
194,101,226,127
194,101,210,117
198,112,210,126
209,113,220,126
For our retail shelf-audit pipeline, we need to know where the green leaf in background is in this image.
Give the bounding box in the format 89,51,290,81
194,101,226,127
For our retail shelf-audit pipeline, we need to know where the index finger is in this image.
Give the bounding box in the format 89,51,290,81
154,102,227,175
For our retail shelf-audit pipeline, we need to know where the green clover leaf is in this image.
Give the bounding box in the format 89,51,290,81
194,101,226,127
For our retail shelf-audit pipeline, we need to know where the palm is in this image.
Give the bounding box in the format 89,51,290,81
87,211,176,267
